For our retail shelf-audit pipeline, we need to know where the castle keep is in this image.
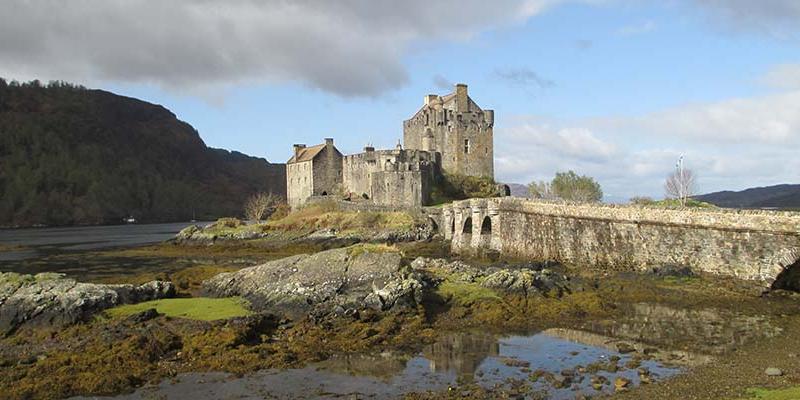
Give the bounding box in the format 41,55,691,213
286,84,493,208
403,83,494,178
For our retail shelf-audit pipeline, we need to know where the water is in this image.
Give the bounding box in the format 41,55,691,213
73,331,682,400
0,222,203,276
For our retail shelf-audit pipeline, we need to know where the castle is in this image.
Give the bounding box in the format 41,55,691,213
286,83,494,208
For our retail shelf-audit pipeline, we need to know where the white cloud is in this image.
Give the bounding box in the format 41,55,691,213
598,91,800,144
495,85,800,200
0,0,562,97
760,63,800,90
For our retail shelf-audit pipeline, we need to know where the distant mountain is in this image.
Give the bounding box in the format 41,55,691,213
504,183,531,198
0,79,285,227
695,184,800,209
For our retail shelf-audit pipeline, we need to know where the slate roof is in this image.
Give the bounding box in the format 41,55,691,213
287,144,326,163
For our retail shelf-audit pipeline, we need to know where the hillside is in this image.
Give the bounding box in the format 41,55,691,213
695,184,800,210
0,79,286,227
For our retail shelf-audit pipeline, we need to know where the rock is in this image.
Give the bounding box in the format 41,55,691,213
614,377,631,391
0,272,174,335
203,246,411,317
651,264,694,278
616,342,636,354
363,273,424,311
481,268,570,297
125,308,161,324
552,374,572,388
765,367,783,376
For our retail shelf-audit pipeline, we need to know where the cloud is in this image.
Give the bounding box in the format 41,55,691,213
495,67,556,90
494,83,800,199
689,0,800,39
432,74,454,91
616,20,656,36
597,91,800,144
0,0,563,98
759,63,800,90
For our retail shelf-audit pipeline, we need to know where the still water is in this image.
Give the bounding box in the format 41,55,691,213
75,331,682,400
73,302,779,400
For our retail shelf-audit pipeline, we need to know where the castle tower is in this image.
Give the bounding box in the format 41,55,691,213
402,83,494,178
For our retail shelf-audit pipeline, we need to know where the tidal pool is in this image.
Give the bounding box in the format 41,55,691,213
74,330,682,400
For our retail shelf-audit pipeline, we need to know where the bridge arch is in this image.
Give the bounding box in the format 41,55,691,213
462,217,473,234
772,257,800,292
428,217,439,232
480,216,492,234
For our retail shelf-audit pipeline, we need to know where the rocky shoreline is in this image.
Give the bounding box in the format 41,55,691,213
0,272,174,336
1,216,799,400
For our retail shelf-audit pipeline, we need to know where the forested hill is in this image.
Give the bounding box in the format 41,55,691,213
695,184,800,210
0,79,286,227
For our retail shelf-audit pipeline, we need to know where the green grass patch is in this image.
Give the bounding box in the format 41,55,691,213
105,297,251,321
347,243,398,258
436,280,501,306
738,387,800,400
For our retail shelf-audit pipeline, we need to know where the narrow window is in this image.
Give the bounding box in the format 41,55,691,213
464,139,470,154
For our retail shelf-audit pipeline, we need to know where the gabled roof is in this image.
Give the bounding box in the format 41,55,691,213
287,144,325,163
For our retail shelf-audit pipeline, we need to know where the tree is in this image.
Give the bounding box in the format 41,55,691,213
664,157,696,207
243,192,277,222
550,171,603,202
528,180,555,200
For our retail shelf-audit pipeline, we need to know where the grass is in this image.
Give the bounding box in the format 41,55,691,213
435,280,501,306
266,201,415,232
105,297,251,321
346,243,398,257
738,387,800,400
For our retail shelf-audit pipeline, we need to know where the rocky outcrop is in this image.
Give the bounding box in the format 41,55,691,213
203,246,425,317
410,257,570,297
481,269,570,297
0,273,174,335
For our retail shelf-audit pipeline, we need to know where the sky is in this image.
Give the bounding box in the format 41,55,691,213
2,0,800,202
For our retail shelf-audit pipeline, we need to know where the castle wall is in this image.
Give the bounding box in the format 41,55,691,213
311,145,343,196
286,160,313,208
342,148,436,207
442,198,800,288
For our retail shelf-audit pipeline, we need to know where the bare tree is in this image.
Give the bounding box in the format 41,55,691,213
664,157,696,206
244,192,277,222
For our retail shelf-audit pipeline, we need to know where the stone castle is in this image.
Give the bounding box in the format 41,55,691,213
286,84,495,208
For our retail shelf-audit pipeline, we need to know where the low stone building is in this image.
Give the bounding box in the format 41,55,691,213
286,138,343,208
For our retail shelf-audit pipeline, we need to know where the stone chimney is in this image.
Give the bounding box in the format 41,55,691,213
455,83,468,112
325,138,334,147
364,145,375,153
424,94,438,106
293,144,306,160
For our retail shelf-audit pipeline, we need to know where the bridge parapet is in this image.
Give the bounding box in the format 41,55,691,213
440,197,800,289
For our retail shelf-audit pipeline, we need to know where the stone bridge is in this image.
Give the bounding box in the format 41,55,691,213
425,198,800,289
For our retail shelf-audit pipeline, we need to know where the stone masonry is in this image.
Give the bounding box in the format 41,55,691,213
286,83,494,208
403,83,494,178
433,197,800,288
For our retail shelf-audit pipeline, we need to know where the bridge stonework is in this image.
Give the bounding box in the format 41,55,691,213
435,198,800,288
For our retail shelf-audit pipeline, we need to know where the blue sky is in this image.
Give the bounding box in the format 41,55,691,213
3,0,800,201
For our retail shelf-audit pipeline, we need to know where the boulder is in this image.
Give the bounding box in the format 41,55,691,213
203,246,417,317
481,268,570,297
0,272,174,335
